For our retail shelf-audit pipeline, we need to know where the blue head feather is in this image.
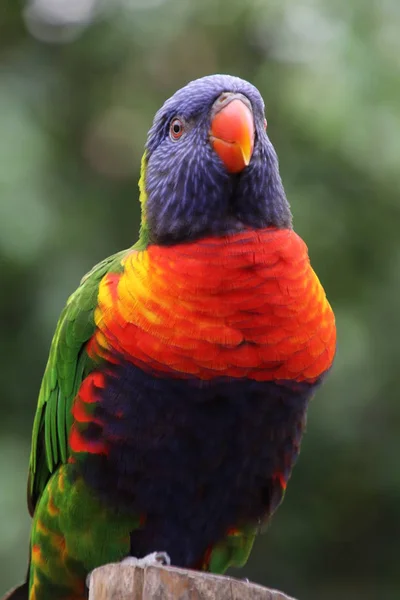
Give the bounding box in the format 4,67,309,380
143,74,291,244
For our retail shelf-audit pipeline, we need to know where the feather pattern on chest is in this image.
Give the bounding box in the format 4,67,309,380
90,227,335,381
67,227,335,567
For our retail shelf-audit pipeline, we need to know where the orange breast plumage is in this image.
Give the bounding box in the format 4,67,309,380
92,227,336,383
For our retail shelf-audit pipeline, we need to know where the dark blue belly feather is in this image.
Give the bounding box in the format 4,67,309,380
77,360,319,567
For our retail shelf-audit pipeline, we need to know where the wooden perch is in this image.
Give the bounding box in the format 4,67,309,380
88,563,296,600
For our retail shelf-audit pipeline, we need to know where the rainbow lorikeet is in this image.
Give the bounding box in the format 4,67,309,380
5,74,336,600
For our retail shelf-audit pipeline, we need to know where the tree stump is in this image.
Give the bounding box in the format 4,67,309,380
88,563,296,600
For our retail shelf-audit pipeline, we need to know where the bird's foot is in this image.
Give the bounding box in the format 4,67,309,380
86,552,171,588
121,551,171,568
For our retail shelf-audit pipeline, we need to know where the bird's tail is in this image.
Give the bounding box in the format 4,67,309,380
1,581,29,600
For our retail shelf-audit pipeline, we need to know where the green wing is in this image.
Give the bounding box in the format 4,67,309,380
28,250,127,515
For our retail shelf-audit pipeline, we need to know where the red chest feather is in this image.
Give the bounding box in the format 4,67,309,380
93,228,336,382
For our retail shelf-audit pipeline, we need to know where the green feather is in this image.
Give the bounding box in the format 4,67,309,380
209,526,257,574
136,152,150,250
28,249,128,512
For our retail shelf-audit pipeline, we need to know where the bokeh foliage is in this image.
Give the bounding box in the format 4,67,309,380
1,1,399,598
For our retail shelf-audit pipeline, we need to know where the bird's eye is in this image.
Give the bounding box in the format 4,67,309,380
263,118,267,131
170,118,184,140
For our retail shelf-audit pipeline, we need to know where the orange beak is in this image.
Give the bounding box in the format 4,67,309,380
210,96,254,174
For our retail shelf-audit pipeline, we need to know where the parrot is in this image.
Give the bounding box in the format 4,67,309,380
3,74,336,600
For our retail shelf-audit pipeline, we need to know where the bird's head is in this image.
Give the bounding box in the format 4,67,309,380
139,74,291,245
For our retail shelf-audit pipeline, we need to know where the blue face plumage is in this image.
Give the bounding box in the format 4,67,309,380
143,74,292,244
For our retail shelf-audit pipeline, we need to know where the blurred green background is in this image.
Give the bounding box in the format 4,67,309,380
1,0,399,598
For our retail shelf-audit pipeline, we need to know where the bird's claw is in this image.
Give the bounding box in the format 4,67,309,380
121,551,171,567
85,551,171,589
